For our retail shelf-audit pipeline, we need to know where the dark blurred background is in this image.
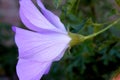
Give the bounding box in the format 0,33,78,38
0,0,19,80
0,0,120,80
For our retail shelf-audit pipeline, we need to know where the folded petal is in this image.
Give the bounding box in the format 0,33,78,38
19,0,65,33
16,59,51,80
13,26,71,62
37,0,66,32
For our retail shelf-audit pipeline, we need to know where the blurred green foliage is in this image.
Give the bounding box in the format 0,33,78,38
115,0,120,7
0,23,18,79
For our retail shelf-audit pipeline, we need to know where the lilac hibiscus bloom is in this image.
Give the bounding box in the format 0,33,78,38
13,0,71,80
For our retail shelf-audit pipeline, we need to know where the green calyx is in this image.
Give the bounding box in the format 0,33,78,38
68,32,85,47
68,18,120,47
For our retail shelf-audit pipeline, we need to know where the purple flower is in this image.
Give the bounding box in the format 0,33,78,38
12,0,71,80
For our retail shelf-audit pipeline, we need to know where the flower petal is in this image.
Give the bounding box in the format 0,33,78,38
13,26,71,62
44,63,52,74
53,46,68,61
37,0,66,32
19,0,65,33
16,59,51,80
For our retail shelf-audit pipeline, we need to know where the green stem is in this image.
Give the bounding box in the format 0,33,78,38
75,0,80,14
84,19,120,40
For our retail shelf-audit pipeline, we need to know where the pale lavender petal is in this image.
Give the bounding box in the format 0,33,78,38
44,63,52,74
13,26,71,62
53,45,69,61
30,42,70,62
20,10,57,33
37,0,67,32
16,59,51,80
19,0,65,33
